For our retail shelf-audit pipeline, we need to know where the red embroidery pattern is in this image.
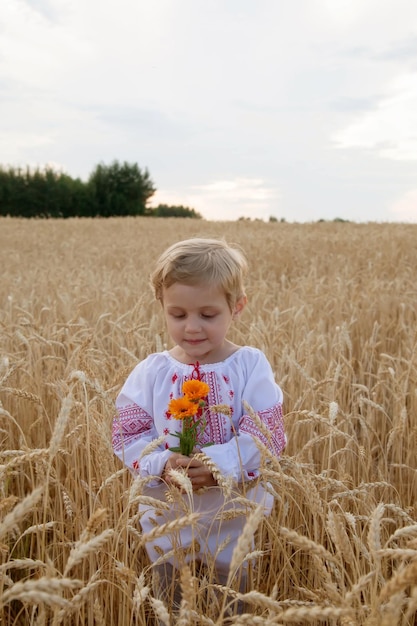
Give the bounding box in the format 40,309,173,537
200,370,228,445
239,403,286,457
188,361,200,379
112,404,153,451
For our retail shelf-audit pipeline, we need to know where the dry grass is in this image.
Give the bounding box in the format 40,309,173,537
0,216,416,625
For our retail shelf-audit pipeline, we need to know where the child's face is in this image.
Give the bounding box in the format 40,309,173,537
162,282,246,364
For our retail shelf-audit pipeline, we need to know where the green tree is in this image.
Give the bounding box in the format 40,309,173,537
88,160,155,217
147,204,202,218
0,161,157,218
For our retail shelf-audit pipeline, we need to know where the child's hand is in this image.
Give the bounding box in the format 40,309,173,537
176,455,218,490
162,452,185,486
163,453,217,490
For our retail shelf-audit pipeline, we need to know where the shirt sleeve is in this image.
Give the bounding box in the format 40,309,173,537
112,358,172,483
203,349,286,481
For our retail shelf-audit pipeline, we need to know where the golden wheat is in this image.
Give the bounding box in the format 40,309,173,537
1,217,416,625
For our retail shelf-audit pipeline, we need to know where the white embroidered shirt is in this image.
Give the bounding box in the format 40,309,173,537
112,346,286,484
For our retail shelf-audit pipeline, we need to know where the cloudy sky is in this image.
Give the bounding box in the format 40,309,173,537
1,0,417,222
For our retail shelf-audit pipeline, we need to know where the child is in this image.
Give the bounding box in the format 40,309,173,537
112,237,286,611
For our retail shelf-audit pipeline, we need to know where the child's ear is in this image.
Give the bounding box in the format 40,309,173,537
232,295,247,319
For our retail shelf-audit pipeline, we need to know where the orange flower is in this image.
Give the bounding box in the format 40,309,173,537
182,379,210,402
168,397,199,420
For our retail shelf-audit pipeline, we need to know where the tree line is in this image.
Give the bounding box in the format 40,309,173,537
0,161,202,219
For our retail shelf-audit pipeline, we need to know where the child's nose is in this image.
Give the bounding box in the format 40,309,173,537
185,316,201,332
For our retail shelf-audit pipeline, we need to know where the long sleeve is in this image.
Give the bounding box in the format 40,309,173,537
202,349,285,481
112,357,172,481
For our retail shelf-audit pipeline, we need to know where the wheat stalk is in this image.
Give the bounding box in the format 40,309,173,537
1,577,82,606
167,467,193,495
176,564,196,626
227,504,264,582
385,523,417,545
51,578,103,624
79,507,108,542
277,605,354,622
93,598,106,626
226,615,280,625
280,526,337,563
327,509,355,565
0,558,47,573
64,528,114,575
0,495,19,513
140,512,200,545
1,387,43,404
379,559,417,601
132,572,150,613
0,486,43,540
192,451,234,496
378,548,417,559
367,502,385,558
150,597,171,625
48,393,73,457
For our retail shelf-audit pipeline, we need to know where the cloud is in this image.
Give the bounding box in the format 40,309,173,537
390,189,417,222
0,130,54,164
150,178,281,221
0,0,92,92
374,36,417,62
2,0,417,222
318,0,376,28
328,96,381,113
332,72,417,160
22,0,61,22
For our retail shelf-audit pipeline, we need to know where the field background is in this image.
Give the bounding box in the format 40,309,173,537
1,217,416,625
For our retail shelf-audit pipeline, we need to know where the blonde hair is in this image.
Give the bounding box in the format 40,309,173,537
151,238,247,309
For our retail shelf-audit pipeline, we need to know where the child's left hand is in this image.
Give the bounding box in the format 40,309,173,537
176,454,218,490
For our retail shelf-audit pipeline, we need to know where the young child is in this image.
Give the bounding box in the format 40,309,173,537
112,237,286,610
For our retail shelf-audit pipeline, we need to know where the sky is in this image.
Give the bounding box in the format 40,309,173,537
1,0,417,222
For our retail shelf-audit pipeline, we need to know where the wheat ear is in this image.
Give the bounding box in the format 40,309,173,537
176,564,196,626
0,558,47,573
227,504,264,583
64,529,114,575
48,393,73,458
132,572,150,613
0,486,43,540
280,526,338,563
277,605,353,622
192,451,234,496
1,577,81,607
379,559,417,601
51,578,103,624
150,597,171,625
368,502,385,558
140,512,200,545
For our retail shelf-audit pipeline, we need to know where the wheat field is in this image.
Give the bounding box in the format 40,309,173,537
0,217,416,625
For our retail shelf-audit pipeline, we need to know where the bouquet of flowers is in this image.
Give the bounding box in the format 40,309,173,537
168,379,211,456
